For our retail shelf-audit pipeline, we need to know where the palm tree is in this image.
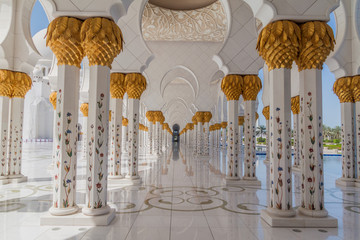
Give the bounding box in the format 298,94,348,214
256,125,266,138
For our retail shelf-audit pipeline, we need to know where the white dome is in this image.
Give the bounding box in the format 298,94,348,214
32,28,52,60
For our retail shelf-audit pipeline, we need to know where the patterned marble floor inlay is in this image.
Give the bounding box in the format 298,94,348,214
0,142,359,240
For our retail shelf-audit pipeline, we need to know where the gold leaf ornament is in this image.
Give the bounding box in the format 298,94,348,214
221,75,243,101
238,116,244,126
256,20,301,70
243,75,262,101
110,73,126,99
49,91,57,110
12,72,32,98
125,73,147,99
291,96,300,114
46,17,84,67
298,21,335,71
352,76,360,102
333,77,353,103
262,106,270,120
80,18,123,68
80,103,89,117
0,70,14,97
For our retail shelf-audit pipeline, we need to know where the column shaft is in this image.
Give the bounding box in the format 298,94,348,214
293,114,300,168
109,98,123,178
127,99,140,179
243,101,257,180
226,100,239,180
0,97,10,179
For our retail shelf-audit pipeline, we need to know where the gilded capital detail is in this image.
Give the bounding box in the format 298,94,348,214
12,72,32,98
46,17,84,68
221,75,243,101
110,73,126,99
221,121,227,129
298,21,335,71
333,77,354,103
49,91,57,110
238,116,244,126
80,17,123,68
243,75,262,101
125,73,147,99
262,106,270,120
0,70,14,98
80,103,89,117
352,76,360,102
256,20,301,70
291,96,300,114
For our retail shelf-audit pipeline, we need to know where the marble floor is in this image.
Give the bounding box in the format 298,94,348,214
0,142,359,240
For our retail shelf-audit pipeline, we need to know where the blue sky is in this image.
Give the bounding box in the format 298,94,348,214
31,1,340,127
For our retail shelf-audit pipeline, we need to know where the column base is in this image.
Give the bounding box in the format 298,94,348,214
49,205,80,216
292,165,301,172
41,205,115,226
108,175,124,180
261,208,338,228
8,174,28,183
241,177,261,186
298,207,328,218
263,159,270,165
124,175,142,185
355,179,360,187
0,178,9,185
223,177,261,186
335,178,356,187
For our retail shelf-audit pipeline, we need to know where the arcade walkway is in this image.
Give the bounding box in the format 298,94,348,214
0,142,359,240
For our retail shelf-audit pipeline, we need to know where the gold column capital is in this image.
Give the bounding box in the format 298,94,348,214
192,115,198,125
49,91,57,110
291,96,300,114
195,112,205,123
352,75,360,102
46,17,84,68
125,73,147,99
262,106,270,120
255,112,259,120
203,112,212,122
80,17,123,68
221,74,243,101
243,75,262,101
298,21,335,71
12,72,32,98
238,116,244,126
0,69,13,97
333,77,354,103
110,73,126,99
146,111,155,123
256,20,301,70
221,121,227,129
80,103,89,117
122,117,128,126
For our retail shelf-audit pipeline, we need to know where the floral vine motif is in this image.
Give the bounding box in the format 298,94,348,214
54,89,62,208
62,112,73,208
7,119,12,175
358,115,360,175
303,92,317,210
87,123,94,208
228,121,235,177
1,130,7,176
274,107,284,210
245,113,251,177
94,93,105,209
270,114,274,208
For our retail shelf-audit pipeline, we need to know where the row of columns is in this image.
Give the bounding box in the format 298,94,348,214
0,70,32,184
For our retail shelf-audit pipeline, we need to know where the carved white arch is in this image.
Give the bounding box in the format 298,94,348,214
160,65,199,98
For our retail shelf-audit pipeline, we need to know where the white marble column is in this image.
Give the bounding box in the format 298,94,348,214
148,121,153,155
266,68,295,217
197,121,203,155
154,121,160,156
125,73,146,181
50,65,80,216
356,101,360,187
336,102,355,185
292,110,300,170
80,103,88,162
121,120,128,154
225,101,239,180
204,122,210,155
7,98,25,179
109,97,123,179
83,65,111,216
262,107,270,164
0,94,10,184
243,100,257,181
298,69,328,217
221,123,227,150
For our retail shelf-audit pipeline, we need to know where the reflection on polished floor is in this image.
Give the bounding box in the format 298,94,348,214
0,142,359,240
